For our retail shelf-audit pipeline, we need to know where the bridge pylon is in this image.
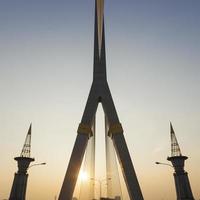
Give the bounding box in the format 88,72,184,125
58,1,144,200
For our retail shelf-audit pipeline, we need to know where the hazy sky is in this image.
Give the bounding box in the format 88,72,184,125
0,0,200,200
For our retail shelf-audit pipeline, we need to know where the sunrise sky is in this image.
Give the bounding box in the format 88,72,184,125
0,0,200,200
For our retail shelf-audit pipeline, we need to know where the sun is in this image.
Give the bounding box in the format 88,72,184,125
80,170,88,182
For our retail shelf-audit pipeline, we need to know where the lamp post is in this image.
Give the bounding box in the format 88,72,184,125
91,178,111,199
28,162,46,169
155,161,173,168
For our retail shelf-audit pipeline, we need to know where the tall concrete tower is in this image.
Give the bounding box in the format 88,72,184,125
167,122,194,200
9,124,35,200
58,0,144,200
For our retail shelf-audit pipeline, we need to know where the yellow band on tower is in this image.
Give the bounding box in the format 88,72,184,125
108,123,123,137
77,123,92,137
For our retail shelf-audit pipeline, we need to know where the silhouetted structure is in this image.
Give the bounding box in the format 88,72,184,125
167,122,194,200
58,0,143,200
100,197,121,200
100,198,121,200
9,124,34,200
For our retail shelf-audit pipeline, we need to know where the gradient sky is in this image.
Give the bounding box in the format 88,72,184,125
0,0,200,200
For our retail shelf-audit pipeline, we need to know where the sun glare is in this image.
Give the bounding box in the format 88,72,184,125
80,171,88,182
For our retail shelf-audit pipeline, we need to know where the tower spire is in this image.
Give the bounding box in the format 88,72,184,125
170,122,182,157
97,0,104,55
93,0,106,81
20,123,32,158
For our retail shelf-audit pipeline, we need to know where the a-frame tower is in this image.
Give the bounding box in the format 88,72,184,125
58,1,143,200
9,124,35,200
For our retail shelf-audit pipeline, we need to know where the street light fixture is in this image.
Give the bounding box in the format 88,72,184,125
28,162,46,169
155,161,173,168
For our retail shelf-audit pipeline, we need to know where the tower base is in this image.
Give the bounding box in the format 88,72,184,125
9,157,34,200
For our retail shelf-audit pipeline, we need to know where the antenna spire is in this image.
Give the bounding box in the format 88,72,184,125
20,123,32,158
170,122,182,157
